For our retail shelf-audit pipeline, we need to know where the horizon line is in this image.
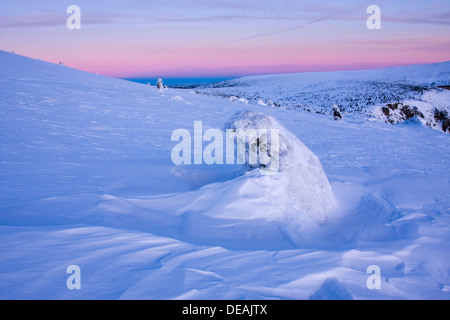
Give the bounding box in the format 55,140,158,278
118,59,450,81
2,50,449,81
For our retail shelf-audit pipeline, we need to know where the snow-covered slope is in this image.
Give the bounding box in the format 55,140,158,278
1,51,450,299
195,62,450,132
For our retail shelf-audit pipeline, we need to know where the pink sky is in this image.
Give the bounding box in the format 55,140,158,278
1,0,449,78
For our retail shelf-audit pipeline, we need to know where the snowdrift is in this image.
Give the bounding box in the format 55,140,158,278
171,110,337,246
94,111,337,249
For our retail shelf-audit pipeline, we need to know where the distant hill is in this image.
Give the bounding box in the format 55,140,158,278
194,61,450,132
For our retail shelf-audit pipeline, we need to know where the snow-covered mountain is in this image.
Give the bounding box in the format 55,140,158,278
1,50,449,300
194,62,450,132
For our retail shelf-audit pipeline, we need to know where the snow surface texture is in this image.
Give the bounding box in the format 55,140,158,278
0,51,450,299
195,62,450,132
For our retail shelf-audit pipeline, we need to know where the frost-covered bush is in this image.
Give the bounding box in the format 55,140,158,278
434,109,450,132
156,78,164,90
332,105,342,120
376,102,450,132
224,111,336,224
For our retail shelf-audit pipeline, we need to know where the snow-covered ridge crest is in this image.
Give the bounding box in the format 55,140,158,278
194,61,450,132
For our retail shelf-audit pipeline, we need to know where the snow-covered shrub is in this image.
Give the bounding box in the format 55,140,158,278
156,78,164,90
332,105,342,120
223,111,336,224
380,103,425,124
378,101,450,133
434,109,450,132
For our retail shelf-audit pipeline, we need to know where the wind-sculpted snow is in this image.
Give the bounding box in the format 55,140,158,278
0,51,449,299
74,111,337,249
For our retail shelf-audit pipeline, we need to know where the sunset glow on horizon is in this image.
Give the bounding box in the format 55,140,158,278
1,0,449,79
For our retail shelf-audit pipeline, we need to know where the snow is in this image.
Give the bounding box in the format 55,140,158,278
195,61,450,132
257,99,267,106
0,51,450,300
342,250,404,277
